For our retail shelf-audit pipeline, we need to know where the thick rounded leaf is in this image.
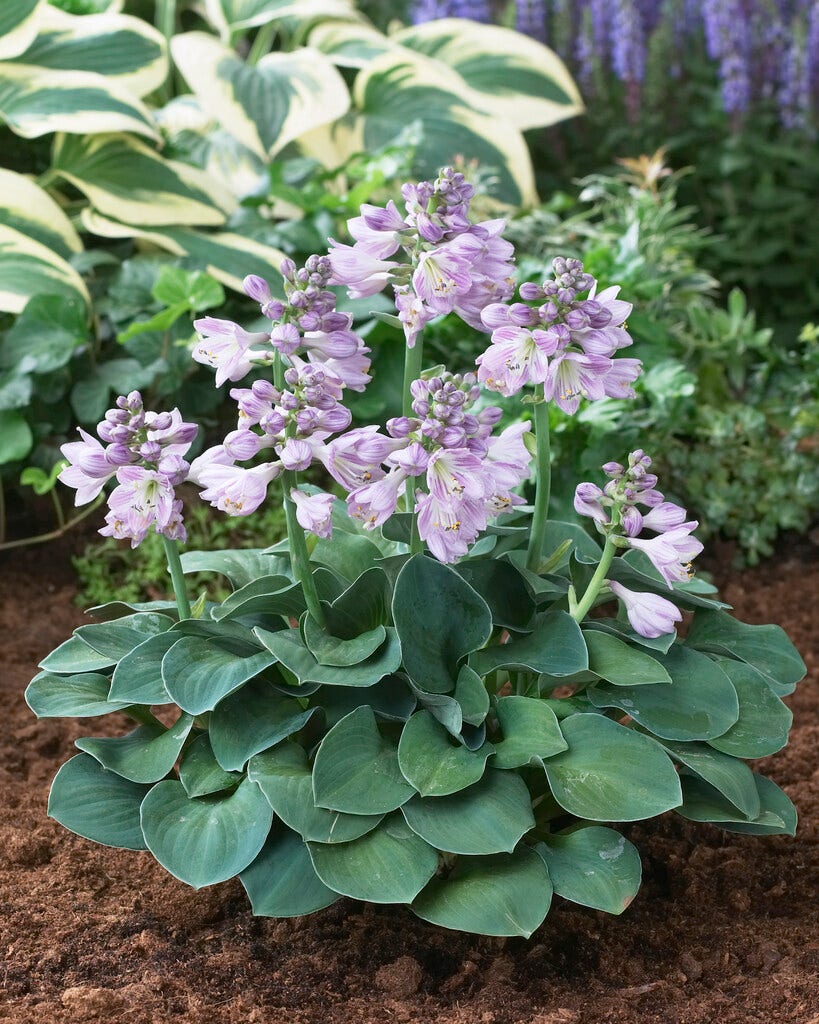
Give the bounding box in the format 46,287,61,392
492,696,567,769
413,846,552,937
583,631,671,686
52,134,231,228
402,769,534,855
393,555,492,694
317,674,416,727
255,625,401,688
304,616,386,667
26,671,129,718
398,711,493,796
248,743,382,844
686,609,806,697
75,613,174,662
212,574,304,622
536,827,641,914
171,33,350,158
308,814,438,904
179,734,241,799
48,753,150,850
708,660,793,758
587,646,739,742
108,631,178,705
312,706,414,814
180,548,288,587
471,611,588,678
209,677,317,771
678,773,797,836
658,740,760,819
455,559,534,632
161,636,275,715
394,18,582,130
544,714,682,822
39,635,114,674
76,714,194,784
324,566,390,638
583,617,676,654
140,777,273,888
241,827,340,917
0,224,89,314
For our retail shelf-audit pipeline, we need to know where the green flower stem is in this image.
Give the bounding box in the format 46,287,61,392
569,536,617,622
280,468,327,628
525,399,552,573
162,536,191,620
155,0,177,103
124,705,164,728
402,334,425,554
247,22,277,65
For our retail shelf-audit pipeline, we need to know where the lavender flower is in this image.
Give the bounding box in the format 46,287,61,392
608,581,683,637
515,0,548,42
291,489,334,538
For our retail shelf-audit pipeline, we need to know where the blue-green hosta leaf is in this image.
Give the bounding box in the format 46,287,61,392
393,17,583,131
536,827,642,915
48,753,150,850
140,777,273,888
171,32,349,160
75,714,194,785
708,660,793,758
248,743,382,843
686,609,806,697
180,548,290,587
0,63,157,140
74,613,174,661
471,611,588,679
161,636,276,715
0,169,81,259
659,740,760,819
39,634,115,674
677,773,797,836
179,734,241,799
241,827,340,917
609,553,731,612
398,710,494,797
303,616,386,667
209,677,317,771
53,134,231,227
347,48,537,207
212,574,304,622
492,696,567,769
312,706,414,815
413,846,552,938
583,630,672,686
322,566,390,638
10,6,167,98
316,674,416,727
308,813,438,904
543,714,682,822
402,769,534,855
582,618,676,654
254,625,401,688
455,558,534,632
392,554,492,694
26,671,128,718
108,631,178,706
587,646,739,742
312,529,383,582
0,0,44,60
0,224,89,314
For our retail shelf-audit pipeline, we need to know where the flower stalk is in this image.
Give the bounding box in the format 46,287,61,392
569,535,618,622
525,398,552,572
162,535,191,620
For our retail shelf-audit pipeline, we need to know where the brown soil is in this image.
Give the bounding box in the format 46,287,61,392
1,537,817,1024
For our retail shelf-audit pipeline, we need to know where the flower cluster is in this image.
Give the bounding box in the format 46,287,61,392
328,166,515,347
322,371,530,562
59,391,197,547
574,450,704,637
476,256,641,411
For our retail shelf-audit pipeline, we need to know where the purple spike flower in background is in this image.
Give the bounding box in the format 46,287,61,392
515,0,548,41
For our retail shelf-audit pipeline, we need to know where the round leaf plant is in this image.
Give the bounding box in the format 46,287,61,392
29,168,805,938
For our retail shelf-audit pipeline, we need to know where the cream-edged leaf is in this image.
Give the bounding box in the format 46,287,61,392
53,133,232,226
309,20,392,69
8,6,169,99
0,64,158,140
0,169,82,259
393,18,583,131
204,0,359,37
0,0,45,61
171,32,350,159
0,225,89,314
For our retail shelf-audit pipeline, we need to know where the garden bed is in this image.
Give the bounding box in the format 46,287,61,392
1,537,817,1024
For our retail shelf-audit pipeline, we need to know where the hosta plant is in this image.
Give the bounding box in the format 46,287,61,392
28,168,804,938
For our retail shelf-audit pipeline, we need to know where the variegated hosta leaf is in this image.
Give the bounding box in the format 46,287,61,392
171,32,350,160
53,134,232,227
0,64,157,140
7,6,168,99
203,0,359,38
0,169,81,260
0,224,89,314
309,20,391,69
350,48,537,207
393,18,583,132
81,209,287,294
0,0,45,61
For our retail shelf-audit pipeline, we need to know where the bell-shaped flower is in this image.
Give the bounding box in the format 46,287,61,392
59,428,118,505
627,527,704,586
291,489,335,539
609,581,682,638
347,468,408,529
192,317,270,387
415,492,487,564
197,462,281,516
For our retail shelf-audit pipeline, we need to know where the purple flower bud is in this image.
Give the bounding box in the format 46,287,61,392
244,274,271,304
139,441,162,462
271,323,301,357
609,582,682,639
386,416,414,438
519,281,544,301
278,437,314,471
621,505,644,537
224,429,263,461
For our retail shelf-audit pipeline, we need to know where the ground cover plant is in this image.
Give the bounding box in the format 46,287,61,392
27,168,805,937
